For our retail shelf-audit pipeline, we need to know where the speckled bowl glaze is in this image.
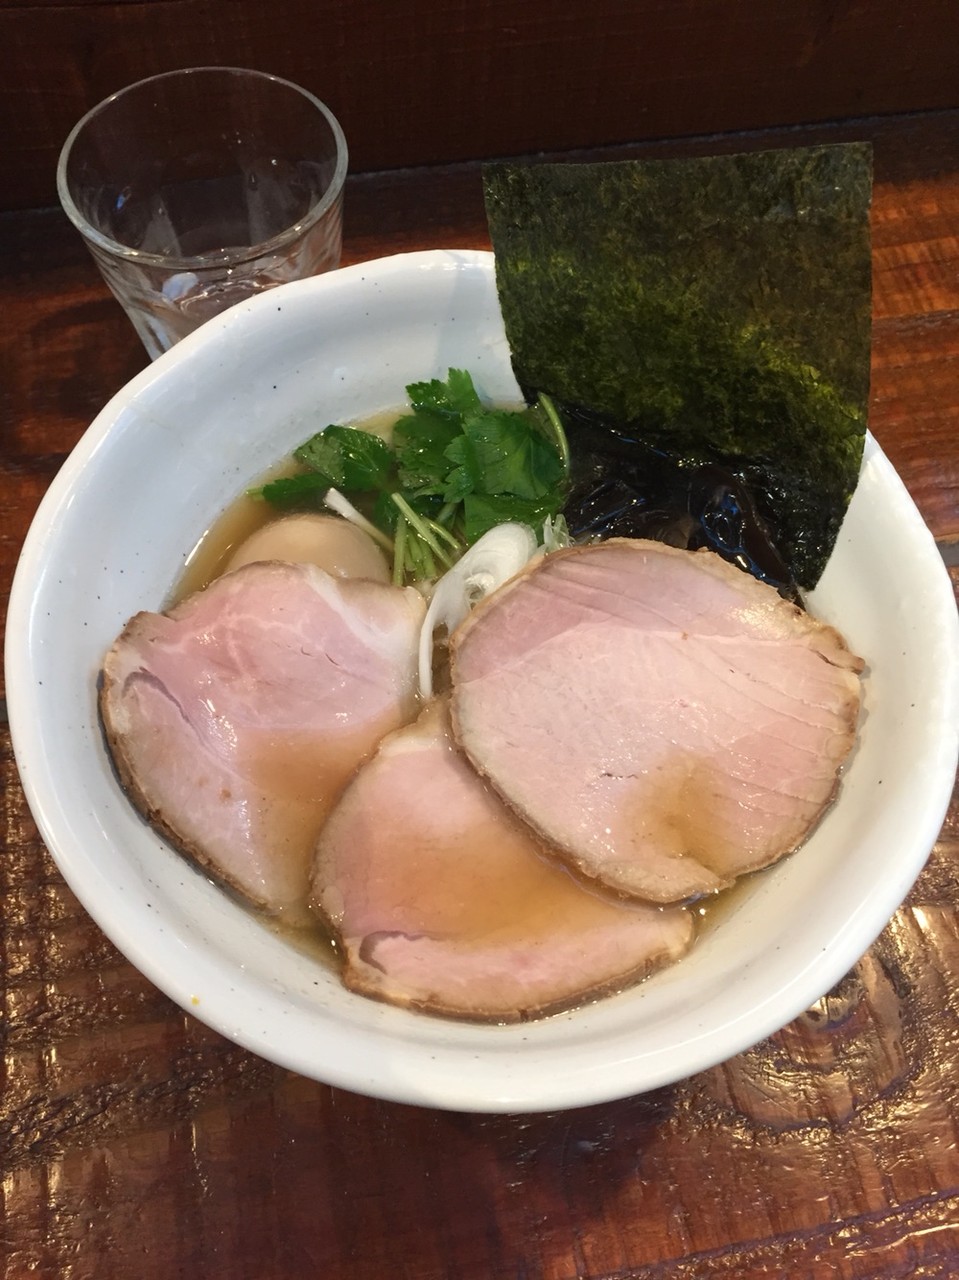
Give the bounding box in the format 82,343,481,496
6,250,958,1112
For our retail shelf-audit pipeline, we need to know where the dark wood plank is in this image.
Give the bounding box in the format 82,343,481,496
5,0,959,210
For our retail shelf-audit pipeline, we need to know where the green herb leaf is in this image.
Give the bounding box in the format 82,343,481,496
461,409,566,499
463,492,563,543
407,368,482,418
439,434,477,503
295,426,393,492
372,489,400,535
392,410,462,490
255,472,330,507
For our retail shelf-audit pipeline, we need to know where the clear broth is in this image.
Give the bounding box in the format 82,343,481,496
174,407,399,602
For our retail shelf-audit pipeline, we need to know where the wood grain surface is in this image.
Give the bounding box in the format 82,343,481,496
2,112,959,1278
4,0,959,211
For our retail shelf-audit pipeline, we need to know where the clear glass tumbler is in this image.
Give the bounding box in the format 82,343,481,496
57,67,348,359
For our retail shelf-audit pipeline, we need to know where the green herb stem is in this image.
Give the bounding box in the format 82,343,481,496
392,518,408,587
537,393,571,477
390,493,457,570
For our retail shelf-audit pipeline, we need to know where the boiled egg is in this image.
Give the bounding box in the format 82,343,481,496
225,514,391,582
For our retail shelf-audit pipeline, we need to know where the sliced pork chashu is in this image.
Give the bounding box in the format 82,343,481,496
100,561,425,920
311,701,693,1022
450,539,864,904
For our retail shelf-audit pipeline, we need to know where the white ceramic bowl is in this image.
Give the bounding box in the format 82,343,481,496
7,249,958,1113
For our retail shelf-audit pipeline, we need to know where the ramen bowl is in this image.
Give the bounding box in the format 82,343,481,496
6,250,958,1113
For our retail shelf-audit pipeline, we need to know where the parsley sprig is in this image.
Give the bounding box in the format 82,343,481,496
255,369,569,584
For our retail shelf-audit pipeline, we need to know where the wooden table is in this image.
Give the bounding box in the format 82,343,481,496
2,114,958,1279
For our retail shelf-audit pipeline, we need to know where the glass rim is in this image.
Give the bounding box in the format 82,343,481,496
56,66,349,273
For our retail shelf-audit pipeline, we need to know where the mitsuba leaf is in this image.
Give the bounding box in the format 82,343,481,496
407,368,482,419
295,425,393,491
463,492,563,543
461,409,566,499
441,433,478,504
483,144,873,587
372,490,399,534
257,472,331,507
392,410,461,490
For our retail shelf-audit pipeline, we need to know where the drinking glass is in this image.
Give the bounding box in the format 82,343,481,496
57,67,348,359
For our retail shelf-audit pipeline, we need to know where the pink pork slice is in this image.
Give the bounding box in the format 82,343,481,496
100,561,425,920
450,539,864,904
311,701,693,1022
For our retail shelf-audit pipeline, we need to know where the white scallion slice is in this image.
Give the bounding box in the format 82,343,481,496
418,523,538,699
322,487,394,553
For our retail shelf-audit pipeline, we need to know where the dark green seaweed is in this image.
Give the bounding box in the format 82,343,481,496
483,144,872,587
560,405,800,600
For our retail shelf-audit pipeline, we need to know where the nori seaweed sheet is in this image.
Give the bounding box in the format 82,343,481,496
483,144,872,587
